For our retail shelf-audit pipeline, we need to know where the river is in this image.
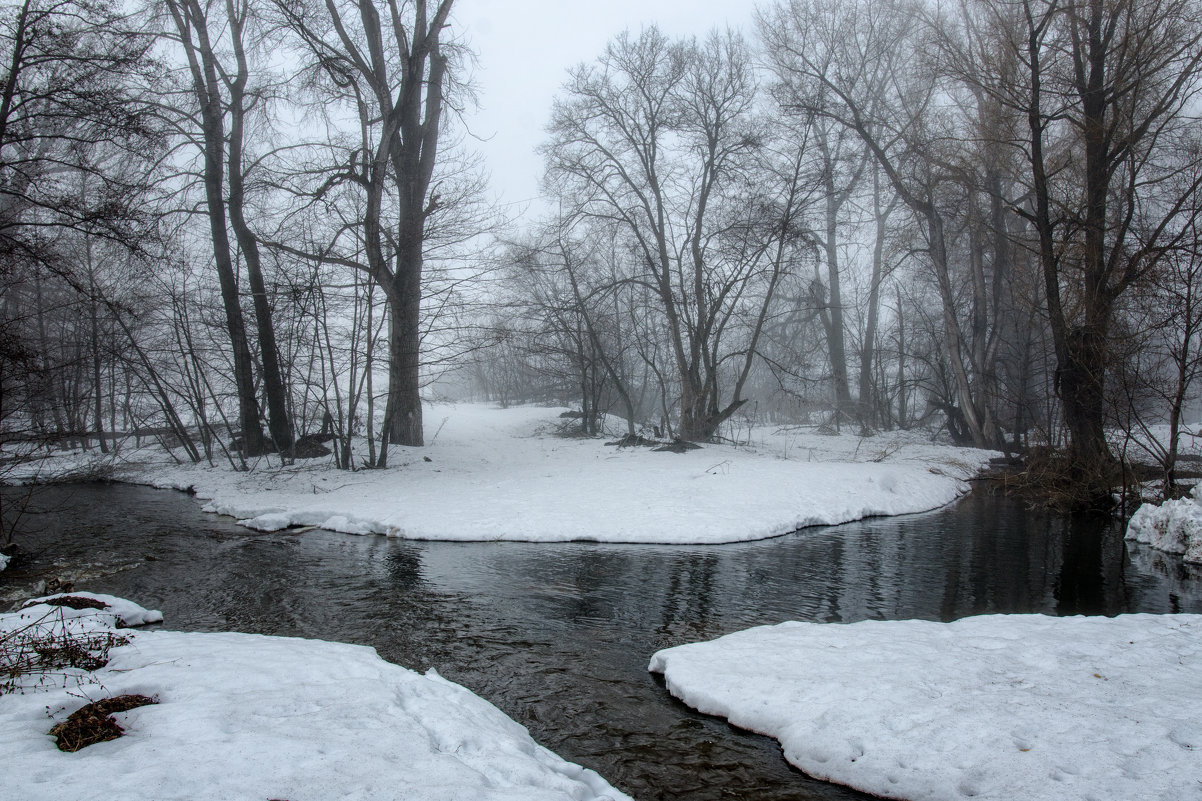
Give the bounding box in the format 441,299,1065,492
3,483,1200,800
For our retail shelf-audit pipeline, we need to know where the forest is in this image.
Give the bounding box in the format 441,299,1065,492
2,0,1201,506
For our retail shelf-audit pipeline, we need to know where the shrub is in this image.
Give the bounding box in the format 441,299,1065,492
0,606,127,696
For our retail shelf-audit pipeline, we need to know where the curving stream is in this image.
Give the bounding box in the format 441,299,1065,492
3,483,1201,800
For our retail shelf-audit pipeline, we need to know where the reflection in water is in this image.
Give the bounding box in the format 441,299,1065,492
3,485,1201,801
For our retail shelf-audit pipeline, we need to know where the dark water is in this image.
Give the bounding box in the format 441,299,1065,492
3,484,1201,801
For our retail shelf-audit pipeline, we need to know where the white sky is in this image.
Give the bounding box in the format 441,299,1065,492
455,1,756,222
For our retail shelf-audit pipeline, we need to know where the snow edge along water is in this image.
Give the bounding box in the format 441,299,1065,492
648,613,1202,801
3,404,999,546
1,593,633,801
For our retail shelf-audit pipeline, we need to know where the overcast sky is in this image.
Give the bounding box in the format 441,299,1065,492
456,0,756,222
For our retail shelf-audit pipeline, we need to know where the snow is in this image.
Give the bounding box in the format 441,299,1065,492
1,597,630,801
1114,422,1202,466
2,595,163,649
1127,485,1202,563
649,614,1202,801
20,591,166,627
5,404,995,545
0,551,9,572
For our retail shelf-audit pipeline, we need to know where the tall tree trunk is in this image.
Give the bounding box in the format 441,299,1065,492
859,167,891,430
1059,316,1113,471
820,162,853,424
86,240,107,453
167,0,265,456
928,211,992,449
1023,0,1115,494
33,271,67,439
383,262,424,448
379,7,454,450
226,0,291,451
1061,0,1115,476
200,88,264,456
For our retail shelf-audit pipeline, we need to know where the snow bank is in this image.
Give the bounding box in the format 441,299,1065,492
1,597,630,801
64,404,992,545
649,614,1202,801
1,595,162,655
20,591,165,627
1127,486,1202,563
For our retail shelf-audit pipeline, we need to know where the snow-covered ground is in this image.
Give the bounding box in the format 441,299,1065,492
1127,484,1202,563
1115,422,1202,466
649,614,1202,801
1,594,630,801
3,404,995,545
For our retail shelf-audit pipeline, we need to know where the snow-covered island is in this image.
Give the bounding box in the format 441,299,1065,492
649,613,1202,801
1126,484,1202,563
6,403,996,545
1,593,630,801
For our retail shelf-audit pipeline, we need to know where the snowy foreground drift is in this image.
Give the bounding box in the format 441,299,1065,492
1127,485,1202,563
2,595,630,801
37,404,992,544
650,614,1202,801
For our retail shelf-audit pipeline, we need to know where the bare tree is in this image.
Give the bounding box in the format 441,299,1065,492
0,0,159,450
808,117,868,426
857,162,899,430
545,28,799,441
983,0,1202,494
275,0,455,458
501,219,649,435
1117,188,1202,496
761,0,1007,449
162,0,293,455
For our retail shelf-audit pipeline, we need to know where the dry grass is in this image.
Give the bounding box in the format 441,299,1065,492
49,694,158,752
22,595,108,612
992,450,1121,511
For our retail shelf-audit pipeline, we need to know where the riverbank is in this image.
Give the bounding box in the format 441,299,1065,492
1,593,630,801
4,484,1201,800
650,613,1202,801
2,403,996,545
